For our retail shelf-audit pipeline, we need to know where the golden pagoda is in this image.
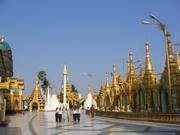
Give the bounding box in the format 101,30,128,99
117,74,126,112
126,49,139,112
160,32,180,113
28,80,45,112
104,72,112,110
142,43,159,112
111,64,119,111
98,81,105,110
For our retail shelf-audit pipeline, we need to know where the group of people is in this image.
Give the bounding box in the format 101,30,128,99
55,107,80,123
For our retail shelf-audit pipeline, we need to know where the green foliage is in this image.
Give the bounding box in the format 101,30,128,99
37,70,49,92
71,84,78,93
41,78,49,92
38,71,46,81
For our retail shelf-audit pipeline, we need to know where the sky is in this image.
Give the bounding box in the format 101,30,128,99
0,0,180,96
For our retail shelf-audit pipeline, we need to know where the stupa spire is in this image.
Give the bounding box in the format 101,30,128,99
112,64,118,86
129,49,135,75
105,72,110,91
145,42,153,71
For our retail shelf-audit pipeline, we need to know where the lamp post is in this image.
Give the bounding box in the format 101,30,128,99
63,64,68,109
142,14,172,113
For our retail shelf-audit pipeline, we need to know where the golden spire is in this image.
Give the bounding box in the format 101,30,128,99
138,63,144,81
112,64,118,86
99,80,104,95
105,72,111,91
100,80,103,90
35,80,40,90
127,49,135,78
30,80,43,99
175,52,180,70
28,80,45,111
145,42,153,71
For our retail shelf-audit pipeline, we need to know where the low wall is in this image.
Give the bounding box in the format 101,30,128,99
94,111,180,124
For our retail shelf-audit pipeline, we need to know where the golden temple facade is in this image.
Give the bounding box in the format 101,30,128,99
1,77,25,112
28,80,45,112
60,79,79,108
98,40,180,113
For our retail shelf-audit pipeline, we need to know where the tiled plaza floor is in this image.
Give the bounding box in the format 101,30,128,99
0,111,180,135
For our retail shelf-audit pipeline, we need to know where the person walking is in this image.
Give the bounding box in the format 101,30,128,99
90,105,95,117
72,107,77,123
77,107,80,123
55,107,59,122
58,107,62,122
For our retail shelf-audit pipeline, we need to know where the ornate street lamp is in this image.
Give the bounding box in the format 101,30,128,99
142,14,173,113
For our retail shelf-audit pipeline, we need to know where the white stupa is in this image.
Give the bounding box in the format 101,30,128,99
44,86,62,111
84,88,97,110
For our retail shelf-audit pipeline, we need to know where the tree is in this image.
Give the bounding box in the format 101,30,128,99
38,71,46,81
37,70,49,92
71,84,78,93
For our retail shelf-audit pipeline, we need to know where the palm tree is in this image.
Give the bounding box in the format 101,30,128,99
38,71,46,81
38,70,49,92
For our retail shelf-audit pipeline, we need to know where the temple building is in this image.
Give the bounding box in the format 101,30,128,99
98,82,105,110
98,40,180,113
28,80,45,112
126,50,140,112
3,77,25,112
159,32,180,113
142,43,159,112
0,37,24,123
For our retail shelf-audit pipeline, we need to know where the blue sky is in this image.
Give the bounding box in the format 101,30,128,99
0,0,180,96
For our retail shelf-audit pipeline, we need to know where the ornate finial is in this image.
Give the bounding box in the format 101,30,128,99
0,36,5,42
112,64,118,87
100,80,103,90
129,48,133,60
35,80,39,85
63,64,68,75
105,72,108,81
145,42,150,57
105,72,110,88
145,42,153,71
113,64,116,73
128,49,135,76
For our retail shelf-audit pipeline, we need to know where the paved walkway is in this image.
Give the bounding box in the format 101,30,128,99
0,111,180,135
